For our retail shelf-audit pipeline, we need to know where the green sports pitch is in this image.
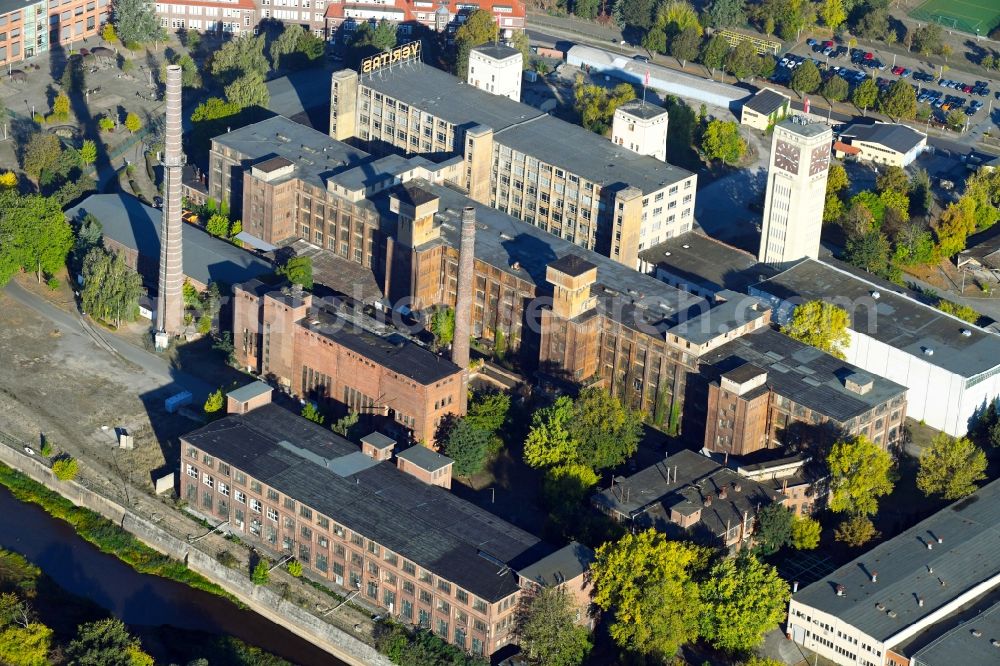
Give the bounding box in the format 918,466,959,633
909,0,1000,36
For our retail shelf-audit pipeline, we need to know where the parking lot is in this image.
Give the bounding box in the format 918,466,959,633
771,40,996,129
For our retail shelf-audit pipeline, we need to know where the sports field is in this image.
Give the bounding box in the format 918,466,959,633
909,0,1000,36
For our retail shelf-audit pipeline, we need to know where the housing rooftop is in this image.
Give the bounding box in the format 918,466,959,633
743,88,790,115
793,476,1000,643
639,231,778,295
360,62,695,194
700,327,907,423
592,449,782,538
751,259,1000,377
183,403,549,601
840,121,926,153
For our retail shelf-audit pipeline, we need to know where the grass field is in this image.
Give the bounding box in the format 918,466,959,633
909,0,1000,36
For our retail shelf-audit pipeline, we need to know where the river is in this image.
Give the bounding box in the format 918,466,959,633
0,484,347,666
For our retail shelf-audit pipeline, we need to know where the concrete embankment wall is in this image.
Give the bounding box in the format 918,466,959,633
0,444,392,666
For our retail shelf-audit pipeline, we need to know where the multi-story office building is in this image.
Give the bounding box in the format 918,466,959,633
233,280,465,444
324,0,525,43
466,43,522,101
181,388,593,657
611,99,668,162
751,258,1000,437
330,62,697,267
155,0,259,36
758,117,832,266
699,327,908,456
0,0,47,65
786,476,1000,666
50,0,107,48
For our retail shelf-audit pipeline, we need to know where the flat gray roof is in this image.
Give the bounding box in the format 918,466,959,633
700,327,907,423
517,541,594,587
793,476,1000,643
639,231,775,295
227,381,272,403
617,99,668,121
184,403,549,601
471,44,521,60
66,194,273,288
910,599,1000,665
777,116,832,138
361,432,396,450
751,259,1000,378
396,445,453,471
211,115,374,193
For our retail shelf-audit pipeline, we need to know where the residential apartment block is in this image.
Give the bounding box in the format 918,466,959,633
329,62,697,267
787,476,1000,666
592,449,784,550
233,280,464,444
699,327,908,456
180,390,592,657
155,0,259,36
324,0,525,43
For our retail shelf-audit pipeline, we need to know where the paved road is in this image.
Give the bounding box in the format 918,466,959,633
3,281,211,401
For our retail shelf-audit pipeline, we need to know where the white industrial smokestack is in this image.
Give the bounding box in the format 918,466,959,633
155,65,185,349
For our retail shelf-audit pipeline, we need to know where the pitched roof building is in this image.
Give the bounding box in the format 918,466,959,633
835,122,927,167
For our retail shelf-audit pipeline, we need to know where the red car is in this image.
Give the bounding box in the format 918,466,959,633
892,66,904,75
864,52,874,60
823,40,835,48
962,84,973,93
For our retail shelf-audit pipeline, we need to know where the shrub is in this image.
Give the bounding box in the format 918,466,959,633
39,440,53,457
286,559,303,577
251,560,270,585
51,458,78,481
46,277,59,291
216,550,238,568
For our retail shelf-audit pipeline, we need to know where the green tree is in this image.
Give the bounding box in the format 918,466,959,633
99,116,115,132
910,23,945,55
963,169,1000,230
790,59,821,94
204,389,224,415
524,396,577,468
706,0,747,28
205,213,230,238
331,411,361,439
0,622,53,666
725,40,758,79
851,77,878,115
641,25,667,55
917,433,987,500
781,300,851,359
933,198,977,257
820,74,848,102
52,91,70,120
936,299,979,324
182,27,200,52
454,10,497,78
211,33,269,82
820,0,846,30
876,165,908,193
824,162,850,222
111,0,161,46
945,109,967,131
22,133,63,181
430,307,455,347
270,23,305,69
573,78,635,134
0,190,74,285
567,387,643,470
301,402,325,425
351,19,398,52
102,22,117,43
879,79,917,119
699,553,789,653
542,462,599,512
754,503,793,555
700,119,747,164
124,112,141,134
700,34,730,74
52,457,78,481
573,0,600,19
81,248,143,326
516,586,591,666
910,168,933,214
615,0,656,29
277,255,313,288
251,560,270,585
835,514,879,547
79,139,97,166
444,419,492,477
791,515,821,549
466,391,510,433
286,559,303,577
225,70,270,109
844,229,891,277
657,0,702,36
172,53,202,89
828,436,894,517
591,530,702,659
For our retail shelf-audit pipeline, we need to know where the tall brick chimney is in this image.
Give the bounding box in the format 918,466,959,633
451,206,476,411
155,64,184,350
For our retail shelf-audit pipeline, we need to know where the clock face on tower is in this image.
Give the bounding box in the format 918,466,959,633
774,139,800,174
810,144,830,176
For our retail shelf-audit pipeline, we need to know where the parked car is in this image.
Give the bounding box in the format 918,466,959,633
913,71,934,82
807,38,819,46
900,68,911,78
633,54,650,63
892,66,904,75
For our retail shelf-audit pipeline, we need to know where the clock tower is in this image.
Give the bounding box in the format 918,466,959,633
758,117,833,266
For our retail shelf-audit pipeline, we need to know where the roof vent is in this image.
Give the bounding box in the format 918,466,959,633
991,639,1000,647
704,494,713,507
888,610,897,618
924,348,934,356
918,598,925,607
511,260,521,271
682,244,690,249
936,536,943,544
928,565,934,574
972,629,983,638
719,486,728,500
836,585,845,597
871,290,880,299
961,329,972,337
927,541,933,549
871,571,878,583
664,251,671,256
733,482,742,493
876,602,885,611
